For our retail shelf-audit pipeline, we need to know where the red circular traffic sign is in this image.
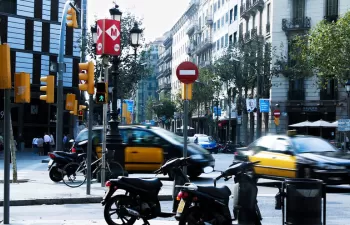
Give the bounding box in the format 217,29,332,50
176,61,199,84
273,109,281,118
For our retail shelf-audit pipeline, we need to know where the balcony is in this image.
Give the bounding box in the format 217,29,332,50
206,14,213,26
157,83,171,93
199,60,211,68
282,17,311,34
163,36,173,47
240,0,264,20
288,90,305,101
164,67,172,76
186,45,196,56
266,22,270,34
186,20,198,36
193,38,212,55
163,49,172,62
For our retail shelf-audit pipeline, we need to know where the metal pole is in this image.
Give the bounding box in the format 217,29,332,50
216,100,219,141
3,89,11,224
101,57,109,187
86,94,93,194
228,87,231,143
256,75,261,139
56,1,72,152
183,99,189,176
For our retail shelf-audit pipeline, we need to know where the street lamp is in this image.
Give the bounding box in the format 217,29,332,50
346,80,350,97
130,22,142,48
90,25,98,43
109,4,122,21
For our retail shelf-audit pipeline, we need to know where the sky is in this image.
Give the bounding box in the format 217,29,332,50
87,0,190,42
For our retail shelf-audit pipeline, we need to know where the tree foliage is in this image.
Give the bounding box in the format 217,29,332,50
290,11,350,85
85,13,152,99
152,98,177,121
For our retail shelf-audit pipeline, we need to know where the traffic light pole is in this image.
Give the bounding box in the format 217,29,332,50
3,89,11,224
56,1,71,152
86,94,93,195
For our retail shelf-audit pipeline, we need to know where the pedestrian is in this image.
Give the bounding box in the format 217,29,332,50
49,133,55,151
43,133,51,155
63,134,68,151
32,137,38,155
37,136,44,156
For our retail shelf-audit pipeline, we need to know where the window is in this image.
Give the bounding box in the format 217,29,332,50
41,22,50,52
225,33,228,46
325,0,339,21
129,130,156,145
272,138,292,152
216,40,220,50
292,137,337,153
234,5,238,21
229,9,233,23
214,22,216,32
222,0,224,5
251,136,275,152
214,2,217,12
217,20,220,29
75,130,89,142
229,35,233,45
25,20,34,51
0,0,16,14
50,0,59,21
267,3,271,23
221,36,224,48
221,16,224,25
225,12,229,23
234,32,237,43
252,14,256,28
218,0,220,9
34,0,43,19
293,0,305,19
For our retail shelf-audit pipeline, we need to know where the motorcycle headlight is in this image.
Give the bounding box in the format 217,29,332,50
317,163,346,170
191,154,204,160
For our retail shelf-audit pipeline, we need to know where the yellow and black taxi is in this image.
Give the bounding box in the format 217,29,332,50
235,132,350,185
73,125,215,179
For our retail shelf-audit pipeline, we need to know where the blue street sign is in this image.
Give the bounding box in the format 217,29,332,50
259,99,270,113
124,100,134,114
338,119,350,131
213,106,222,116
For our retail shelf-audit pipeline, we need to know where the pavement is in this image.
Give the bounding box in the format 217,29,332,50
2,220,178,225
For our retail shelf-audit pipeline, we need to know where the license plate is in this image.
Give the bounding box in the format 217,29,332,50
103,187,110,200
48,160,53,167
177,199,185,213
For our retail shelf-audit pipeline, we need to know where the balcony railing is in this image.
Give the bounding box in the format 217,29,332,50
163,49,172,61
194,38,212,55
206,14,213,26
158,83,171,91
282,17,311,33
320,89,338,100
240,0,264,19
288,90,305,101
186,20,198,36
164,67,171,75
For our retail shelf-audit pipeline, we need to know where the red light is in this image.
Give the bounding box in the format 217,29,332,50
71,147,76,153
234,152,238,156
176,191,189,200
48,153,56,159
79,111,83,115
105,181,111,187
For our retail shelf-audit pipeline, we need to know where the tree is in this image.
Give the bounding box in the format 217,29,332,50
145,96,156,120
288,12,350,85
85,13,152,99
152,98,177,129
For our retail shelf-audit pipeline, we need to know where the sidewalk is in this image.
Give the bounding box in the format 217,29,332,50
2,219,178,225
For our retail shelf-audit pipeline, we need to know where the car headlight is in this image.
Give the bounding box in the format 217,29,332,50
191,154,204,160
317,163,346,170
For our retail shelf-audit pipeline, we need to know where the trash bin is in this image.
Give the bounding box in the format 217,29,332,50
281,178,326,225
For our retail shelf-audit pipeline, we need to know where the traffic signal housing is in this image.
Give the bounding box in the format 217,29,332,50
14,72,31,103
66,7,78,28
78,61,95,95
70,100,78,116
40,75,55,103
0,43,11,89
95,82,108,104
78,105,86,121
65,93,76,111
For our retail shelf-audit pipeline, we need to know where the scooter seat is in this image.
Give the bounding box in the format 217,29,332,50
120,177,163,191
55,151,78,158
197,185,231,199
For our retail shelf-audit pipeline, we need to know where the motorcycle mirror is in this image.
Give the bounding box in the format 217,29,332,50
203,166,214,174
69,139,75,143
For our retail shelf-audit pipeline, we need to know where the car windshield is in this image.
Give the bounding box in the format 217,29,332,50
198,136,214,142
292,137,337,153
151,127,185,144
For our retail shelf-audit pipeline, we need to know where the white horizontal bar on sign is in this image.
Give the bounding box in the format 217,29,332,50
179,70,196,76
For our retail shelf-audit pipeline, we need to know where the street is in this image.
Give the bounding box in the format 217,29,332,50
1,153,350,224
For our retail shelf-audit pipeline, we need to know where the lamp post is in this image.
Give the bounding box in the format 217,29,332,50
346,79,350,118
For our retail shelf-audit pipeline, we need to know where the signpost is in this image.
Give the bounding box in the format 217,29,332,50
96,19,121,56
176,61,199,176
273,109,281,133
259,99,270,113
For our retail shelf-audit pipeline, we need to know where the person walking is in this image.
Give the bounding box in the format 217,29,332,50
37,136,44,156
43,133,51,155
63,134,68,151
49,133,55,151
32,137,38,155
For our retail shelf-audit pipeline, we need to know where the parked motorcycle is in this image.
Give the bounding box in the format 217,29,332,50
175,161,262,225
47,140,86,182
101,157,202,225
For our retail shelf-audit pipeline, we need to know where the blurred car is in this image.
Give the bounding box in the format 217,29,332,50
74,125,215,179
235,134,350,184
194,135,218,154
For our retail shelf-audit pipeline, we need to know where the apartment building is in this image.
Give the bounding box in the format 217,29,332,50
239,0,350,138
157,32,172,100
0,0,82,146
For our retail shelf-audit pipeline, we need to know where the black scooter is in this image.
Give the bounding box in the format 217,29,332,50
101,157,193,225
47,140,86,182
176,161,262,225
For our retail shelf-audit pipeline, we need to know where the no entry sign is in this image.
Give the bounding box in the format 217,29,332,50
273,109,281,118
176,61,199,84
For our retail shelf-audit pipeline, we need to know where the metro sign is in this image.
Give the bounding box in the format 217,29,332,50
96,19,121,56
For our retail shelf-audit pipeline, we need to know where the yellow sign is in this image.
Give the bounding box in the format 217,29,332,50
14,72,31,103
274,117,280,126
181,83,192,100
0,44,11,89
65,93,76,111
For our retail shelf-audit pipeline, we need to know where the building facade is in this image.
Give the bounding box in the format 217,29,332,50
0,0,82,147
157,32,172,100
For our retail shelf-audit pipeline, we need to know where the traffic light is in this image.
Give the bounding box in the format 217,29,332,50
78,105,86,121
66,7,78,28
40,75,55,103
70,100,78,116
0,43,11,89
65,93,76,111
95,82,108,104
78,61,95,95
14,72,31,103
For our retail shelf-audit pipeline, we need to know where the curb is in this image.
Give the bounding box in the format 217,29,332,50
0,195,173,207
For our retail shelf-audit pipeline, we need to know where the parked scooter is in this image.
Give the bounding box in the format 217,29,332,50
175,161,262,225
101,157,209,225
47,140,86,182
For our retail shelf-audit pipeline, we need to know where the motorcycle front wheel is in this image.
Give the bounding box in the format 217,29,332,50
179,206,230,225
104,195,137,225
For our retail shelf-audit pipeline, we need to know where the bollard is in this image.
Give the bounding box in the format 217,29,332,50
280,178,326,225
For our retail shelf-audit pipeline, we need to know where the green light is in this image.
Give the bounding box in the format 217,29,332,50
99,95,104,102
